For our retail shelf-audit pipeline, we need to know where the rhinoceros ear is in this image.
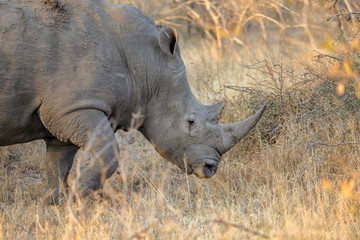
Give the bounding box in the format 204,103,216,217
158,26,178,55
204,102,226,123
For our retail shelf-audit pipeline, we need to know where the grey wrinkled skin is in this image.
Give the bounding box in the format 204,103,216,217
0,0,265,204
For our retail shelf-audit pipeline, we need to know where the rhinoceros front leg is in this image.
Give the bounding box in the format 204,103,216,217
44,139,79,204
76,120,120,196
40,109,119,198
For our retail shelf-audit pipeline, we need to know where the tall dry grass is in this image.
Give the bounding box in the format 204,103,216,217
1,0,360,239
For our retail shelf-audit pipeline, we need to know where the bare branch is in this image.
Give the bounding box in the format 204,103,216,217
0,204,31,232
313,50,343,62
204,219,271,239
325,12,360,21
307,142,359,149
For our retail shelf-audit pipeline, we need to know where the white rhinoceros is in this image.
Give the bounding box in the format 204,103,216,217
0,0,265,203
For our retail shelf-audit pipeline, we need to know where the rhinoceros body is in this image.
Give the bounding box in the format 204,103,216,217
0,0,265,203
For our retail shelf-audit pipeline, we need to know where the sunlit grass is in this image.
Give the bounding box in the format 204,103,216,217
1,0,360,239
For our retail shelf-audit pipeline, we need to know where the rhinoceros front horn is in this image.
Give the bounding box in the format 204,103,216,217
219,105,266,154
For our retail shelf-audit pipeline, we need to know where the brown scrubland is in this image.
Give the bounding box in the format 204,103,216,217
1,0,360,239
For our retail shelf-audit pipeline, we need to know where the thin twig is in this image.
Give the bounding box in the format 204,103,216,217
323,98,356,118
327,0,339,12
241,59,268,69
319,148,335,162
325,12,360,21
313,50,343,62
204,219,271,239
307,142,359,149
0,204,30,232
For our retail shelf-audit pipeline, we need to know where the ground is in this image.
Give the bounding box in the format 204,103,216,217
1,0,360,239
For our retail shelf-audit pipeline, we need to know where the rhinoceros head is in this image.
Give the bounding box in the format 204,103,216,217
138,26,266,178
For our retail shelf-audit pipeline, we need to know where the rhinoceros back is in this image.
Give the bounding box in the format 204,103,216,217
0,0,132,145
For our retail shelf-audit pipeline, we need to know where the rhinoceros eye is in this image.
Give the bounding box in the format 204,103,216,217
184,114,198,133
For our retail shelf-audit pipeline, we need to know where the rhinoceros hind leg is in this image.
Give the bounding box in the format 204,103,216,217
43,139,79,205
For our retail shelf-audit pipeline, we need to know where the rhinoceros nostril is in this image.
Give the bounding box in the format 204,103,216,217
204,163,216,178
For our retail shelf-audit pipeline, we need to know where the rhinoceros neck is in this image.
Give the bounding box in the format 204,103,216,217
124,59,197,128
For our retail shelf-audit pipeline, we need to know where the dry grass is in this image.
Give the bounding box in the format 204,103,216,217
1,0,360,239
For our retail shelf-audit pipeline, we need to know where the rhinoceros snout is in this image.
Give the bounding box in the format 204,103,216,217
193,159,218,178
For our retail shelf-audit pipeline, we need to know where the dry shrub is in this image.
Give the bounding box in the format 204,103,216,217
210,3,360,238
111,0,331,54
